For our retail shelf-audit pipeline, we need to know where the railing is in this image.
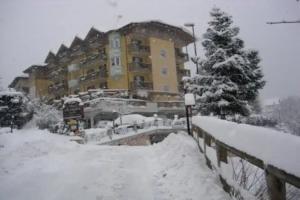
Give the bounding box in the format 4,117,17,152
192,124,300,200
130,81,153,90
177,68,191,76
128,62,151,72
84,118,186,144
48,82,66,93
176,51,189,62
128,44,150,54
79,71,107,82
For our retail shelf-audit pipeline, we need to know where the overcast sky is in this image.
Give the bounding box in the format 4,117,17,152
0,0,299,100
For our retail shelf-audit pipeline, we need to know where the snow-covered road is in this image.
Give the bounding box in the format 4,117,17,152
0,128,229,200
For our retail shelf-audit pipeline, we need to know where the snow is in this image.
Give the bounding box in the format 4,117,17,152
192,116,300,177
0,128,229,200
0,91,23,97
83,128,107,143
113,114,159,125
63,97,82,104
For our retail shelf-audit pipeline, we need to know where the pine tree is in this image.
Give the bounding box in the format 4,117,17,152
187,7,265,118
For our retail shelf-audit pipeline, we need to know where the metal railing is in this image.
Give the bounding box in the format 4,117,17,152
128,44,150,54
128,62,151,72
130,81,153,90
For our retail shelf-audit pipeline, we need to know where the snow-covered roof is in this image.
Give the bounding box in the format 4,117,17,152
0,91,23,97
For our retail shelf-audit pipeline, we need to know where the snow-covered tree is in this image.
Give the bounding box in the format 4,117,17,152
186,7,265,118
31,99,62,130
265,96,300,136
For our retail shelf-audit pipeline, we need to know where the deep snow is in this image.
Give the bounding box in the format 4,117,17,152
193,116,300,177
0,128,229,200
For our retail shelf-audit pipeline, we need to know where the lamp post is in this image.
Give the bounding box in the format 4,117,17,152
184,93,195,136
184,23,199,74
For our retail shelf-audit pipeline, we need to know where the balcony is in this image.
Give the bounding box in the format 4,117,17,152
83,54,107,66
79,71,108,82
48,82,66,93
130,81,153,90
177,68,191,77
128,44,150,54
175,50,189,63
128,62,151,72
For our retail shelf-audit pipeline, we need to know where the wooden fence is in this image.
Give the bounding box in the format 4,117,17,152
192,124,300,200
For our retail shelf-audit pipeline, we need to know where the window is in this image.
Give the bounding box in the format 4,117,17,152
162,85,169,92
160,49,167,58
134,76,145,82
87,69,95,74
99,82,107,89
111,56,120,66
87,85,95,90
161,67,168,76
132,39,142,45
111,37,120,49
133,57,142,63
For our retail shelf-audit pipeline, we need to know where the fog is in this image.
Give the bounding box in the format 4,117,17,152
0,0,299,100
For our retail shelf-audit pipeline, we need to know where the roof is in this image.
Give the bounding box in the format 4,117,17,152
117,20,195,44
84,27,105,41
44,51,56,63
8,76,29,88
23,64,47,74
70,36,83,49
56,44,69,57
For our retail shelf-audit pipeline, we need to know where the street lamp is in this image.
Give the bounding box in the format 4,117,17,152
184,93,195,136
184,23,199,74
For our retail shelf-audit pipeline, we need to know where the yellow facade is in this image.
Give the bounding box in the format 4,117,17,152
22,21,193,101
107,34,129,90
149,37,178,93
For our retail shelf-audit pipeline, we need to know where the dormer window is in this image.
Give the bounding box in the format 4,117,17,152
72,45,80,51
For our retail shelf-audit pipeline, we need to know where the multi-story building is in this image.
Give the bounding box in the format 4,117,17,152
22,21,193,101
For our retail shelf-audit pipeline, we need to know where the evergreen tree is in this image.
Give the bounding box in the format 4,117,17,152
186,7,265,118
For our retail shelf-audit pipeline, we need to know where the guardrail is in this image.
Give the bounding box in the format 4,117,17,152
192,124,300,200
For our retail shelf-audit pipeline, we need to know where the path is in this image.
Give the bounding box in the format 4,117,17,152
0,128,230,200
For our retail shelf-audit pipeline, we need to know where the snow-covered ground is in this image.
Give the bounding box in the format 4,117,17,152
0,128,229,200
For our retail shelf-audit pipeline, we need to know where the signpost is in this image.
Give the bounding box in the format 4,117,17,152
184,93,195,136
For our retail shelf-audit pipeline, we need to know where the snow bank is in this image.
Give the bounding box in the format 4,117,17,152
113,114,159,125
193,116,300,177
83,128,107,143
151,132,230,199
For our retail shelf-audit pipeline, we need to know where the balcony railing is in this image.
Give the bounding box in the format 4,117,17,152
176,51,189,62
130,81,153,90
79,71,108,82
128,62,151,72
128,44,150,54
48,82,66,93
177,68,191,76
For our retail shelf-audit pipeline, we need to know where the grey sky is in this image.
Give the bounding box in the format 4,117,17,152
0,0,299,100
